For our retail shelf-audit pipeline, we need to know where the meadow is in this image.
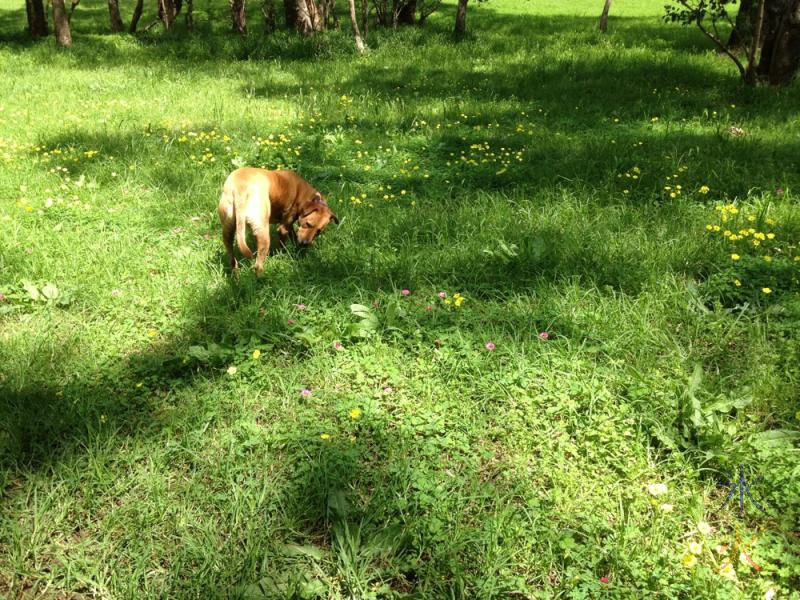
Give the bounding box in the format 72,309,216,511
1,0,799,597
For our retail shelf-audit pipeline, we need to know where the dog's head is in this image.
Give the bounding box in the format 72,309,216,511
296,192,339,246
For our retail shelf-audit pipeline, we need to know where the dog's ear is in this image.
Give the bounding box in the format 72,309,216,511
313,192,322,202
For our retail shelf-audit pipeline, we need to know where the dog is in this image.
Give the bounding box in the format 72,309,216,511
218,168,338,274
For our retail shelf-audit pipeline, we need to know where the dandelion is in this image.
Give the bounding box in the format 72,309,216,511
453,293,465,307
320,433,331,440
401,288,410,296
301,388,312,397
349,408,362,419
731,254,740,261
762,288,772,294
698,521,712,536
689,541,703,555
485,342,496,350
647,483,668,496
719,562,736,579
734,279,741,287
682,554,698,568
147,329,158,338
227,366,238,376
252,349,261,360
660,503,674,512
699,185,710,194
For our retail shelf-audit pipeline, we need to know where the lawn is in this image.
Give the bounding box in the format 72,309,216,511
1,0,799,597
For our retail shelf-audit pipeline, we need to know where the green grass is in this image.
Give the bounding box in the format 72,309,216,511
1,0,799,597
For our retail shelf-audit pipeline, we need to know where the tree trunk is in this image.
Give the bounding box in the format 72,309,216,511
108,0,124,32
129,0,144,31
454,0,467,38
296,0,323,35
599,0,611,33
347,0,366,51
398,0,415,24
285,0,298,28
230,0,247,33
263,0,276,32
763,0,800,84
158,0,178,29
25,0,49,37
52,0,72,46
361,0,368,38
729,0,756,49
186,0,193,31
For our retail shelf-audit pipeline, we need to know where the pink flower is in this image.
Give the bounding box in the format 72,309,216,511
425,305,433,311
538,331,549,340
438,291,446,299
776,187,785,195
383,386,393,394
333,341,343,350
401,289,410,296
600,576,609,584
301,388,312,397
295,303,306,311
287,319,295,325
0,294,6,302
485,342,496,350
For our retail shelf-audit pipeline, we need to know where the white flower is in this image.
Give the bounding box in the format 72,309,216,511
697,521,712,535
659,503,674,512
765,588,776,600
689,541,703,555
647,483,668,496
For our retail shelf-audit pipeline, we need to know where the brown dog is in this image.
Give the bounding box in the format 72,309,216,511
218,168,338,274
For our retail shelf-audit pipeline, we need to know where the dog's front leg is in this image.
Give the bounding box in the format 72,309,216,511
277,221,297,250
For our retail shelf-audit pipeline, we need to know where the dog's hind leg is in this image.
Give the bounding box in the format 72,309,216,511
221,219,238,270
254,227,270,275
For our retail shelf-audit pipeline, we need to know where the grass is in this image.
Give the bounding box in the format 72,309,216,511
1,0,799,597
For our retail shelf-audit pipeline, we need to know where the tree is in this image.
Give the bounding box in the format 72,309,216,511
52,0,72,46
347,0,366,51
398,0,415,24
108,0,124,32
417,0,443,26
295,0,324,34
599,0,612,32
25,0,48,37
230,0,247,33
728,0,756,47
263,0,277,32
666,0,800,85
454,0,468,38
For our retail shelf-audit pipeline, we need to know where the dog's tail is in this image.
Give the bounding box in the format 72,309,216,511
235,201,253,258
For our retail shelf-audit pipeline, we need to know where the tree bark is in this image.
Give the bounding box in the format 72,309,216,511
398,0,415,24
25,0,49,37
361,0,368,38
599,0,611,33
347,0,366,51
729,0,756,49
108,0,124,32
52,0,72,46
129,0,144,31
230,0,247,33
263,0,276,32
186,0,193,31
285,0,298,28
158,0,178,29
454,0,467,38
296,0,323,35
763,0,800,84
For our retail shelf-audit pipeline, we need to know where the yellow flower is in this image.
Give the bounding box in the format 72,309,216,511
349,408,362,419
762,287,772,294
320,433,331,440
705,225,713,231
763,256,772,262
147,329,158,338
699,185,710,194
252,349,261,360
719,562,736,579
689,541,703,555
734,279,741,287
682,554,698,568
767,233,775,240
731,254,740,261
